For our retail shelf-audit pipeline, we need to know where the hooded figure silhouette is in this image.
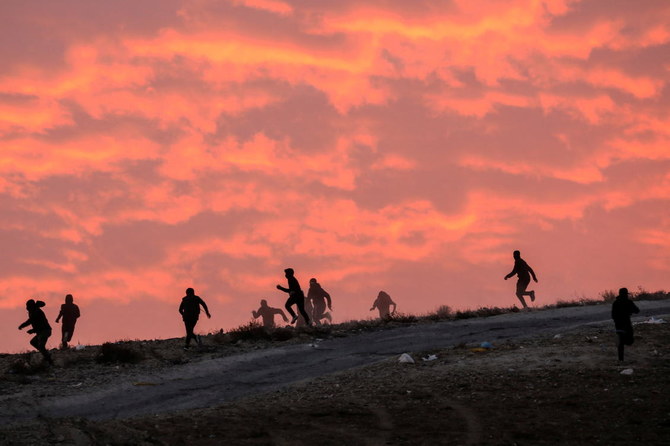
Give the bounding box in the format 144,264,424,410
19,299,53,364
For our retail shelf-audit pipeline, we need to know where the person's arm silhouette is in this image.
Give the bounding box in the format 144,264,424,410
199,298,211,319
55,307,62,324
528,264,538,283
324,290,332,311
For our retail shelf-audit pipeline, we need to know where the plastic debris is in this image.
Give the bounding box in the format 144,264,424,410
620,369,634,375
75,344,86,351
640,316,666,324
480,341,494,349
470,347,488,353
422,354,438,362
553,334,562,339
398,353,415,364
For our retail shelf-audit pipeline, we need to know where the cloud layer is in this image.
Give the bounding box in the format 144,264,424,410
1,0,668,352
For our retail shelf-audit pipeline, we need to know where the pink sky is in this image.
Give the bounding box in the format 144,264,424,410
1,0,668,353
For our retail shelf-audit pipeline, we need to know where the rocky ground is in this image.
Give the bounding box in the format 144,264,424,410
1,310,668,445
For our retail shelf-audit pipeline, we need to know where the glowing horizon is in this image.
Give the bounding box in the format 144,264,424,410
1,0,668,353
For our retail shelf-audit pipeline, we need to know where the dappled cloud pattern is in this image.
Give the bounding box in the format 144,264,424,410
0,0,669,350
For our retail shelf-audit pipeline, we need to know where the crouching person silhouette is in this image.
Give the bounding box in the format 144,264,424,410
179,288,211,350
252,299,289,328
611,288,639,361
55,294,80,349
18,299,53,364
370,291,396,319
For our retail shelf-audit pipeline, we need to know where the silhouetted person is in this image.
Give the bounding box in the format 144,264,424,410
179,288,211,349
612,288,640,361
18,299,53,364
276,268,310,325
252,299,289,328
55,294,80,350
308,278,332,325
504,250,538,309
370,291,396,319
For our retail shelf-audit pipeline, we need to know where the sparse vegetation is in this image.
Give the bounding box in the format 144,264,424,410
96,342,144,364
5,354,49,376
454,305,519,319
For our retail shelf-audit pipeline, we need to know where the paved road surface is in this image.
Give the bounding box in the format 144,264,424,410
5,300,670,422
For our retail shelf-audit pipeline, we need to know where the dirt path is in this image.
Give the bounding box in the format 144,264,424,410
4,300,669,423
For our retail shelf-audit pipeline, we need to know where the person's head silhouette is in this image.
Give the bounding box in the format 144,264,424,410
284,268,294,278
186,288,195,296
260,299,268,307
65,294,73,304
619,288,629,299
26,299,36,310
513,250,521,259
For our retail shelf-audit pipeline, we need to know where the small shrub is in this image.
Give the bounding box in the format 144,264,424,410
227,321,271,343
632,288,670,301
6,354,49,375
384,312,417,324
425,305,452,321
210,329,228,345
96,342,144,364
600,290,617,302
270,327,295,342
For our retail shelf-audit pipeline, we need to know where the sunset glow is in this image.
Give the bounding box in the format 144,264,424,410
1,0,668,352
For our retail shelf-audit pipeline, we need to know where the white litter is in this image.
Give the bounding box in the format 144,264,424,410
422,354,438,362
398,353,415,364
75,344,86,351
620,368,634,375
640,316,666,324
553,334,562,339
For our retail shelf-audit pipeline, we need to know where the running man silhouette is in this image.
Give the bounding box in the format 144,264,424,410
611,288,640,361
18,299,53,364
504,250,538,309
179,288,211,350
308,278,332,325
252,299,289,328
370,291,396,319
276,268,310,325
55,294,80,350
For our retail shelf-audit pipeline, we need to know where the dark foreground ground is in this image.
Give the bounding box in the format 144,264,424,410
1,317,668,445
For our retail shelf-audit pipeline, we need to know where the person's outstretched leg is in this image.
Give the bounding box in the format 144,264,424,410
285,298,298,324
296,297,310,325
617,334,625,361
